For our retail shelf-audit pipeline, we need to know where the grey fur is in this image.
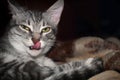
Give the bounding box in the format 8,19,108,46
7,0,64,58
0,0,103,80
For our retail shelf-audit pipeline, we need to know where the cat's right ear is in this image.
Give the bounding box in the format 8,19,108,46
43,0,64,27
8,0,24,17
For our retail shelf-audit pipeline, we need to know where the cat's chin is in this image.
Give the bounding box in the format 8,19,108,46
26,48,42,57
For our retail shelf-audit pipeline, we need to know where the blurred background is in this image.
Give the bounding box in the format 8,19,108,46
0,0,120,41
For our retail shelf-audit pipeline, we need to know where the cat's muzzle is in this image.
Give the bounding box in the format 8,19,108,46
29,41,41,50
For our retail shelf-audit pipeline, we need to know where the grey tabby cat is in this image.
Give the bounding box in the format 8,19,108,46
0,0,103,80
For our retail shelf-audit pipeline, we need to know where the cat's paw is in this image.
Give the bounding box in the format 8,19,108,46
84,58,103,71
23,61,54,79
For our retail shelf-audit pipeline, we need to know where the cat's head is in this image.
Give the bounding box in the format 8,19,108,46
7,0,64,57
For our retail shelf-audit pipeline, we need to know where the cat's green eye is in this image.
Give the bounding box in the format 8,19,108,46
20,25,30,31
42,27,51,33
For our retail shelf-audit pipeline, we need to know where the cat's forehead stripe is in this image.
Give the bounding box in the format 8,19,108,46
26,10,42,24
24,11,53,32
39,20,46,26
32,11,42,24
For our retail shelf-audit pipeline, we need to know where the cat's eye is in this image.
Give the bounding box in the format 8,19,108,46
41,27,51,33
20,25,31,31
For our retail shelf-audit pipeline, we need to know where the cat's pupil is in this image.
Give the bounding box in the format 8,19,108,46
21,25,30,31
42,27,51,33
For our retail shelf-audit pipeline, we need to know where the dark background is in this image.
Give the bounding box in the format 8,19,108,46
0,0,120,41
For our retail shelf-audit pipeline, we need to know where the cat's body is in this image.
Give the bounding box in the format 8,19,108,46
0,0,103,80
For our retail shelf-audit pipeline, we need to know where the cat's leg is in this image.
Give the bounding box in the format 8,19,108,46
23,61,54,80
0,58,53,80
0,60,25,80
45,58,103,80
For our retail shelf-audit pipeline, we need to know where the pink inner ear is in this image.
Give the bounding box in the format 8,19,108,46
52,7,63,24
52,14,60,24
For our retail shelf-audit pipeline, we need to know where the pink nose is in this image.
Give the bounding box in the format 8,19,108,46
32,38,40,44
32,32,40,44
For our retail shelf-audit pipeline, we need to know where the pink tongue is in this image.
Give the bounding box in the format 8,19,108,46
31,42,41,50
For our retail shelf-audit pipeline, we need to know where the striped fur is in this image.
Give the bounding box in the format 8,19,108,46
0,0,103,80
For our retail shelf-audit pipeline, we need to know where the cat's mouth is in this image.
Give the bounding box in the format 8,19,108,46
29,42,41,50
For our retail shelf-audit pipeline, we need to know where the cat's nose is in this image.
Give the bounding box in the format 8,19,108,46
32,32,40,44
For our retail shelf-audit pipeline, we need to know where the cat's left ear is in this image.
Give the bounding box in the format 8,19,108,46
43,0,64,26
8,0,25,17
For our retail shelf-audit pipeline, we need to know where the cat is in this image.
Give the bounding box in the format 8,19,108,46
0,0,103,80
